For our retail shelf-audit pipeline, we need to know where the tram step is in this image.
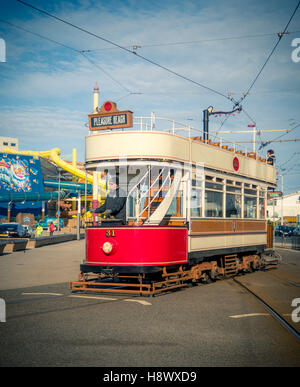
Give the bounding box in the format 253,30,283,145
224,255,238,276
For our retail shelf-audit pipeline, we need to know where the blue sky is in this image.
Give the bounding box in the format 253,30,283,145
0,0,300,194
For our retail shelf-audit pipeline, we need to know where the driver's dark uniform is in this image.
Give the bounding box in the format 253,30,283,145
94,189,126,224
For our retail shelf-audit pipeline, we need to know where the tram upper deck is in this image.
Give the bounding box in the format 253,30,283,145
85,114,276,187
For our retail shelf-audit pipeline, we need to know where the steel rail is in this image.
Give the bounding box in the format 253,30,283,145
232,277,300,341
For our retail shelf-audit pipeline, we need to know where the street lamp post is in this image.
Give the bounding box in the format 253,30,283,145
48,171,62,231
248,124,256,153
276,173,284,225
77,191,81,241
57,169,61,231
280,174,284,225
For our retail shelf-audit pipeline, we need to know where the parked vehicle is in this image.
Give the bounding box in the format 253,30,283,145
0,223,27,238
22,225,34,238
274,225,295,237
35,217,64,230
292,227,300,236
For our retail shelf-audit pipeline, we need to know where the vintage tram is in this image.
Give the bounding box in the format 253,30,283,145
70,100,279,295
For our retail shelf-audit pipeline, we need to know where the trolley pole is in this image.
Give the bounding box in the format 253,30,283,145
77,191,81,240
203,105,242,141
57,169,61,231
203,108,209,142
280,174,284,225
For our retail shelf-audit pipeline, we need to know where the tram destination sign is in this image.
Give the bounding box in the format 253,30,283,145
89,101,133,131
91,113,128,129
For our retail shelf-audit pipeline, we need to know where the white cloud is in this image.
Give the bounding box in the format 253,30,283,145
0,105,87,159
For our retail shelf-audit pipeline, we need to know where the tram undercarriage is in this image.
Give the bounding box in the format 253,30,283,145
69,249,280,296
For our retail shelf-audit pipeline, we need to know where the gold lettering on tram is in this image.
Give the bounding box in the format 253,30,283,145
105,230,116,237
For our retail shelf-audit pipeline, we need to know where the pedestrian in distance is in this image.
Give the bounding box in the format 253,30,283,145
48,222,56,236
36,224,43,237
267,149,275,165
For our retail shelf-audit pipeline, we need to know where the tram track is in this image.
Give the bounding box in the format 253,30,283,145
232,276,300,341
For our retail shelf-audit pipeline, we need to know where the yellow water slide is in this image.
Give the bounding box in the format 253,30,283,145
3,146,107,199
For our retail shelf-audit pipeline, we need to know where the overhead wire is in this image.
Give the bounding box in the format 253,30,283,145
0,19,78,52
80,52,131,93
258,122,300,150
0,18,134,94
235,1,300,106
79,30,300,53
16,0,231,103
14,0,300,109
218,2,300,148
10,0,300,155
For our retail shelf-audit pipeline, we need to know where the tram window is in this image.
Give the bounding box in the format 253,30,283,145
244,188,257,196
244,196,257,218
127,196,135,217
236,182,242,186
205,182,223,191
205,190,223,217
167,197,177,215
259,197,265,219
226,193,241,218
226,185,241,193
167,195,182,216
190,188,202,217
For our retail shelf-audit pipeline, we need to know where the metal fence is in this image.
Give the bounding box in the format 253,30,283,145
274,235,300,250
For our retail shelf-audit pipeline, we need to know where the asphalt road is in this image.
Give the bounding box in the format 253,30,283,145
0,242,299,368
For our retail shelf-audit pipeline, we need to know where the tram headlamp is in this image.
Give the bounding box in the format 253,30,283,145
102,241,113,254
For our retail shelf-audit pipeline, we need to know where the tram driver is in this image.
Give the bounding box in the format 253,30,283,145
93,179,127,224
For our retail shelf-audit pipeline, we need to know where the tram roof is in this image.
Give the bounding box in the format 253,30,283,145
85,115,276,186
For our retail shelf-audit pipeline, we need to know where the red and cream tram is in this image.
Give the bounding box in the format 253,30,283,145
70,99,279,295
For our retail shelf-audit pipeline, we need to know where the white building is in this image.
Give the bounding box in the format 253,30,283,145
0,136,18,152
267,191,300,224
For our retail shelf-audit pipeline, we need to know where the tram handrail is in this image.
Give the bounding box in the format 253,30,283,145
145,168,182,225
137,167,170,223
134,115,200,135
126,167,151,219
126,165,174,223
133,114,262,159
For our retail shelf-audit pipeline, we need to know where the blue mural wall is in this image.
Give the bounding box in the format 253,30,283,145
0,153,45,217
